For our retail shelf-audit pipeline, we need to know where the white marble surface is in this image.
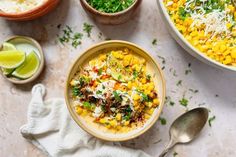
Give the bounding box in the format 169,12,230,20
1,0,236,157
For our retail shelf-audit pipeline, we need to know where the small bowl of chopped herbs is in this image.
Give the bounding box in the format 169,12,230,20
80,0,141,24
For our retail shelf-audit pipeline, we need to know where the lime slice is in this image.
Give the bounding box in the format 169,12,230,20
2,42,16,51
111,71,132,83
12,51,40,79
107,54,133,83
1,42,17,75
0,50,25,69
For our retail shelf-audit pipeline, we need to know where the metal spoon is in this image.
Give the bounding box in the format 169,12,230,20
159,107,209,157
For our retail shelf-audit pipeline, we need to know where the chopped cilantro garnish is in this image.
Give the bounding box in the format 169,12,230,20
146,74,151,81
178,7,189,20
152,39,157,45
105,37,111,40
72,40,81,48
101,104,106,112
141,93,149,102
159,117,167,125
98,32,103,39
86,0,135,13
96,90,102,95
118,75,122,81
83,23,93,37
157,55,166,64
173,152,178,157
185,69,192,75
173,70,177,77
189,89,199,93
113,91,122,102
165,96,175,106
133,70,139,79
123,106,132,120
98,68,103,75
59,25,83,48
208,116,216,127
179,98,188,107
188,63,192,67
170,101,175,106
176,80,182,86
72,86,80,96
83,101,92,109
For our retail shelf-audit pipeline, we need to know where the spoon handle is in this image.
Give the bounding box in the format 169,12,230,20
159,139,176,157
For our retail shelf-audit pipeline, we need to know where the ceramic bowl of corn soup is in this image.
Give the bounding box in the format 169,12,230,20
157,0,236,72
65,40,166,141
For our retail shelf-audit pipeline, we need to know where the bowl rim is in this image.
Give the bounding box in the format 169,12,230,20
80,0,140,16
157,0,236,72
64,40,166,141
0,0,58,18
0,35,45,84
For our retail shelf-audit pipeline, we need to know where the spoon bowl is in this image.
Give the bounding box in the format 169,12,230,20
159,107,209,157
170,107,209,143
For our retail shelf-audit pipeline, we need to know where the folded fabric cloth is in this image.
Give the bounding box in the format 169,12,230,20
20,84,151,157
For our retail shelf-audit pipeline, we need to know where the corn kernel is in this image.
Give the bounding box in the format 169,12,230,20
99,54,106,61
145,102,153,108
76,107,83,115
231,48,236,59
147,108,155,115
110,120,117,127
223,56,232,65
81,110,88,116
99,118,106,124
148,83,155,91
127,81,132,89
144,114,151,119
124,121,130,126
153,98,159,105
116,113,122,121
133,94,141,101
141,78,146,84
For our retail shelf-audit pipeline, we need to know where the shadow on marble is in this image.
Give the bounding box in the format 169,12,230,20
93,6,142,41
121,123,162,150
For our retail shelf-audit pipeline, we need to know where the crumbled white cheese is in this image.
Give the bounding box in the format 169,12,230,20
190,10,231,38
0,0,47,13
166,1,173,6
93,106,103,118
89,71,99,80
93,80,116,99
73,100,82,107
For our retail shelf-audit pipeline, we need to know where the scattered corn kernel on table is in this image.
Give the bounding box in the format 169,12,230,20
1,0,236,157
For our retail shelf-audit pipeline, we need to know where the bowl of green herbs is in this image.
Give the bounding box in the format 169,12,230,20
80,0,141,25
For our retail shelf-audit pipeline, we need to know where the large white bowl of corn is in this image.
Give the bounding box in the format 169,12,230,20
157,0,236,71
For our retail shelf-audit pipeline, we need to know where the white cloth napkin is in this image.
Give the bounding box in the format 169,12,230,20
20,84,151,157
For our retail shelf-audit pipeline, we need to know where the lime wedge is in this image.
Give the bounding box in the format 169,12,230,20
0,50,25,69
12,51,40,79
2,68,15,75
1,42,17,75
2,42,16,51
